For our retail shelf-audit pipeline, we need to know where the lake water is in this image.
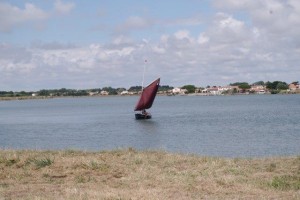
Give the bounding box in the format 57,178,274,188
0,95,299,158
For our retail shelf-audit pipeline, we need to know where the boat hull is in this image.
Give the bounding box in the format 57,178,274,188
135,113,152,120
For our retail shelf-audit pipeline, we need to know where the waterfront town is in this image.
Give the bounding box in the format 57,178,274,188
0,81,299,99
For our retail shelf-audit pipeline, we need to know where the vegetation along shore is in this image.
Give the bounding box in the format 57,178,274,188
1,81,300,100
0,149,299,199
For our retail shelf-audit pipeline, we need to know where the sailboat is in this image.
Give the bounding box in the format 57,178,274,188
134,78,160,120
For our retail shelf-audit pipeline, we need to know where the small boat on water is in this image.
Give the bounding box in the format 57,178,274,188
134,78,160,120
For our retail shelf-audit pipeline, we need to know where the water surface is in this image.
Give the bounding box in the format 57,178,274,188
1,95,299,157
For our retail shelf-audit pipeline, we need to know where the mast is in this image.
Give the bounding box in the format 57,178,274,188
142,59,147,91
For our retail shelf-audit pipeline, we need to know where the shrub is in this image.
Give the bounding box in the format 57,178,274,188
33,157,54,169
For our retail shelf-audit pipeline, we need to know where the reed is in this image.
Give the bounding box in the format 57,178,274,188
0,149,299,199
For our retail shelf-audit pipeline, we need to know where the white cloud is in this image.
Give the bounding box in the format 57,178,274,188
174,30,190,40
173,30,196,45
1,28,299,91
0,1,75,33
160,34,169,43
213,0,300,37
0,43,34,72
152,46,165,54
217,13,244,30
54,0,75,15
197,33,209,44
1,1,300,90
0,2,49,32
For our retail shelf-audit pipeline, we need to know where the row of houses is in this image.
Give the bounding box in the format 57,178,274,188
89,90,135,96
88,82,300,96
168,85,266,95
170,82,300,96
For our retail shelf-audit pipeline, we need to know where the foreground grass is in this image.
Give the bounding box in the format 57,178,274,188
0,149,299,199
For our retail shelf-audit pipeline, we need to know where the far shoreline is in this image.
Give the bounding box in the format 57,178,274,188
1,92,300,101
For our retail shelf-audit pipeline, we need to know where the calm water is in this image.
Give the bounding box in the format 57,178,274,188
0,95,299,157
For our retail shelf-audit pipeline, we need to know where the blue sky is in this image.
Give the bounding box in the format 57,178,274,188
1,0,300,91
1,0,212,44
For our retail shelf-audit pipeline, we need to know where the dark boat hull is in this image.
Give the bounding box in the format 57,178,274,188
135,113,152,120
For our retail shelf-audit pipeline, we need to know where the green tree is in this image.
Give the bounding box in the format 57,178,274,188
159,85,173,92
238,83,251,90
116,88,126,94
90,88,101,93
230,82,249,86
0,91,14,97
102,87,117,95
59,88,68,94
181,85,196,93
266,81,288,94
276,82,288,90
38,90,50,96
75,90,88,96
252,81,265,86
266,81,288,90
230,82,250,93
128,86,142,93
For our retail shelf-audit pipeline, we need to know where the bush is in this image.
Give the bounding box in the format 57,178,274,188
271,175,300,190
33,157,54,169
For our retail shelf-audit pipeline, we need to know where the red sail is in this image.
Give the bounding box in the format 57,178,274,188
134,78,160,111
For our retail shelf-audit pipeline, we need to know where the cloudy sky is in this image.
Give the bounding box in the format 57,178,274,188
1,0,299,91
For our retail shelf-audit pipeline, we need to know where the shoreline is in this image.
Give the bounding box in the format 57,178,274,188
1,149,299,199
0,95,140,101
1,92,300,101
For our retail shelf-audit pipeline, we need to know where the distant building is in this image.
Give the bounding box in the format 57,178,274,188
171,87,187,95
100,91,109,95
250,85,266,94
207,87,221,95
201,86,222,95
89,92,99,96
218,86,230,93
289,82,299,91
172,87,181,94
257,90,266,94
120,91,129,95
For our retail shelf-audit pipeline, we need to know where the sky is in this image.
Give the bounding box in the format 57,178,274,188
1,0,300,91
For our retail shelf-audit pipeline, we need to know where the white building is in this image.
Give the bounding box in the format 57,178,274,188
120,91,129,95
172,87,181,94
100,91,109,95
171,88,187,95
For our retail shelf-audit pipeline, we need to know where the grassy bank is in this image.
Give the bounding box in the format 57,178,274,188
0,149,299,199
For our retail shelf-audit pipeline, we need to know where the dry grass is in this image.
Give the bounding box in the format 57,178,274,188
0,149,299,199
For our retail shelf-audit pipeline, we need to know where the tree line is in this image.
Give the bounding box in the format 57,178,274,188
180,80,296,94
0,85,174,97
0,81,298,97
